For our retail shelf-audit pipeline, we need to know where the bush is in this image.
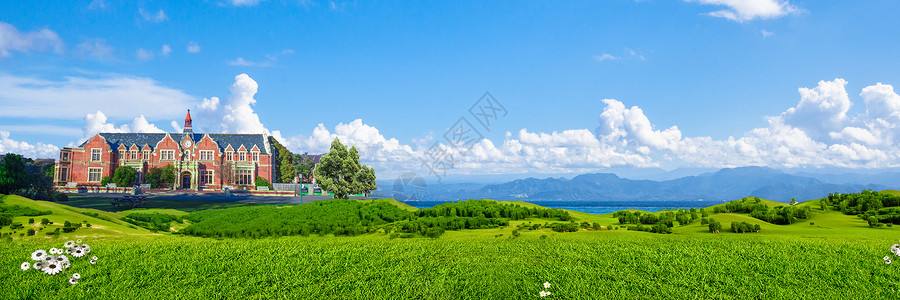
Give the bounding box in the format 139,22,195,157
112,166,137,187
26,228,35,236
0,213,11,226
100,176,112,187
9,222,24,230
28,218,34,224
731,221,761,233
41,218,52,225
255,176,272,189
708,219,722,233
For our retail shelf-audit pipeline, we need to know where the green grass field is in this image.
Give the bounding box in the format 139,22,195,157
2,194,899,299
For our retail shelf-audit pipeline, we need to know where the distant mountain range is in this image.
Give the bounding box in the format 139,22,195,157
378,166,893,203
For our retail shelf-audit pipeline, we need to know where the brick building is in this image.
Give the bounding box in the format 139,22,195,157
53,110,274,190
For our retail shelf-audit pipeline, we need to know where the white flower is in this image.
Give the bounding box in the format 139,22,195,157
547,291,552,296
43,255,55,263
31,250,47,261
540,291,548,297
91,256,98,261
55,255,69,266
21,262,30,271
72,273,81,279
65,248,73,255
89,259,96,265
64,241,75,248
76,239,82,244
68,277,78,285
72,249,85,258
887,259,893,265
32,261,46,270
43,262,63,275
543,282,551,289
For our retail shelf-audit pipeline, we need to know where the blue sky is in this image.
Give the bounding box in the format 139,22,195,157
2,0,900,180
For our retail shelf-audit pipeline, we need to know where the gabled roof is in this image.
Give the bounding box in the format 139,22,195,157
79,132,271,154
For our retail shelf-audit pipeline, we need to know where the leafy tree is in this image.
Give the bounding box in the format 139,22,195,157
0,153,28,194
314,138,377,199
161,165,176,188
112,166,137,187
295,153,315,184
790,198,798,206
218,160,234,187
708,219,722,233
146,167,164,188
100,176,112,187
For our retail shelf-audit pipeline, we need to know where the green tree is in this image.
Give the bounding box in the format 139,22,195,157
790,198,798,206
0,153,28,194
296,153,315,184
314,138,377,199
161,165,176,188
146,167,164,188
112,166,138,187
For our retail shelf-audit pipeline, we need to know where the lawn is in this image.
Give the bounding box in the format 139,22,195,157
2,195,899,299
62,194,273,213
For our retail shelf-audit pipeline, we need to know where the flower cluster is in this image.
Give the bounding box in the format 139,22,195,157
539,281,552,297
887,242,900,265
19,239,98,285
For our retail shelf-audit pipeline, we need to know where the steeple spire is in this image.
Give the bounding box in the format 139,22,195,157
183,110,193,135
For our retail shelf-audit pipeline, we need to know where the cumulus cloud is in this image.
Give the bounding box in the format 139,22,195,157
229,0,261,7
139,8,168,23
187,41,201,53
0,131,59,159
81,111,165,142
76,38,114,59
161,44,172,57
688,0,801,22
0,22,64,57
190,74,270,135
0,73,195,120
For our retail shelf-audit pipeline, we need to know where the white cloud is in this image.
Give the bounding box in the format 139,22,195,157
161,44,172,57
227,57,273,67
689,0,801,22
81,111,166,142
190,74,269,135
88,0,107,10
230,0,261,7
761,29,774,38
593,54,618,62
76,38,114,59
778,78,851,140
0,73,195,121
0,22,64,57
0,131,59,159
139,8,168,23
136,48,154,61
187,41,201,53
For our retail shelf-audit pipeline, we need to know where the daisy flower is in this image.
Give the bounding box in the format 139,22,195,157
72,249,85,258
65,248,73,255
539,291,548,297
68,277,78,285
21,262,31,271
32,261,46,270
55,255,70,266
31,250,47,261
72,273,81,279
43,255,56,263
76,239,82,244
89,259,96,265
64,241,75,248
43,263,63,275
91,256,98,261
887,259,893,265
543,282,551,289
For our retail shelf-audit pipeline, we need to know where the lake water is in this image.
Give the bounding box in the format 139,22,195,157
401,200,727,215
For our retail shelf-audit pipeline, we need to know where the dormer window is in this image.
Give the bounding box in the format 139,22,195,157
130,150,137,160
252,152,259,162
143,150,150,160
226,151,233,161
239,151,246,161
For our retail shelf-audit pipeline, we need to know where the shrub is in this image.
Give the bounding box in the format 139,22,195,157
26,228,35,236
41,218,52,225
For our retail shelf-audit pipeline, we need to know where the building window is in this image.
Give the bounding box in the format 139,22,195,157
143,150,150,160
226,152,233,161
161,150,175,160
184,150,191,161
200,150,214,161
61,152,70,162
88,168,102,182
130,150,137,160
200,170,214,185
252,152,259,162
236,170,253,185
59,168,68,181
239,152,246,161
91,149,101,161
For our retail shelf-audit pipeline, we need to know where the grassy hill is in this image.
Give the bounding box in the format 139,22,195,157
2,194,900,299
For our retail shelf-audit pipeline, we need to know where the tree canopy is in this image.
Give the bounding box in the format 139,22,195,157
314,138,377,199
